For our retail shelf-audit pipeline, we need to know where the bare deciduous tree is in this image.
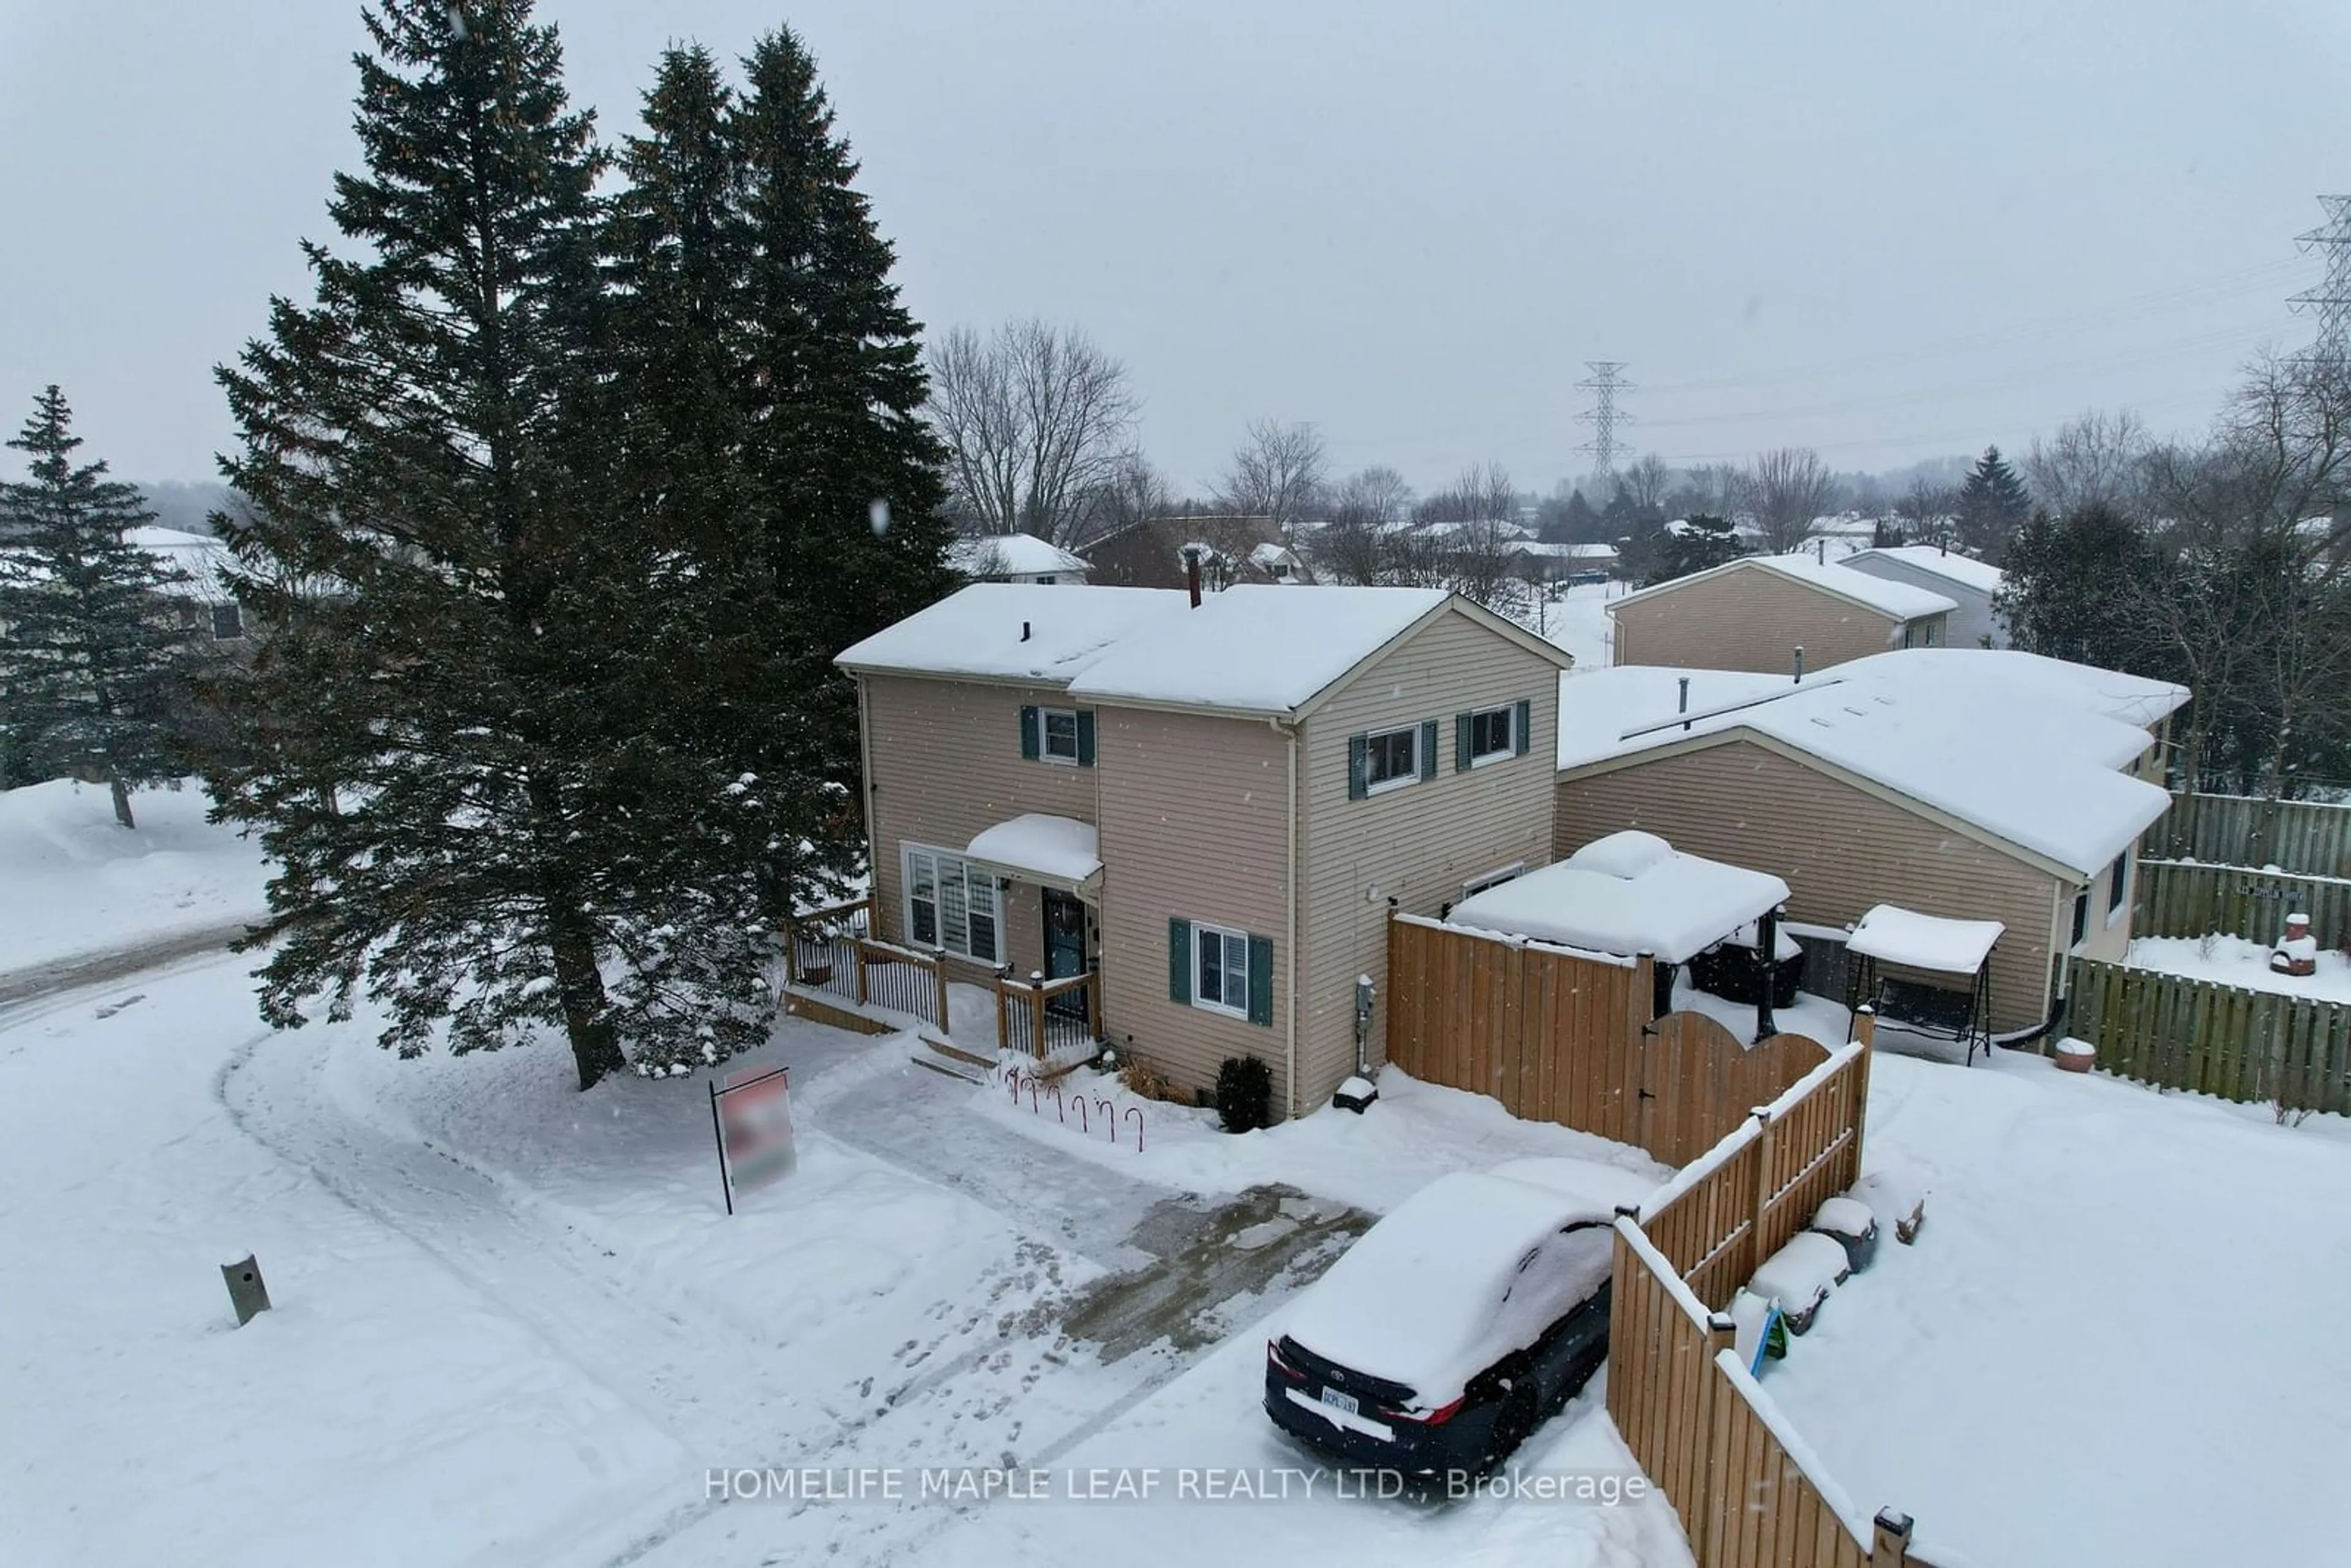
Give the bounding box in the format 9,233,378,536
2025,409,2153,519
1893,477,1957,546
1415,462,1518,527
1327,465,1413,531
1216,419,1326,531
926,320,1138,545
1621,452,1671,514
1739,447,1835,554
1078,449,1173,545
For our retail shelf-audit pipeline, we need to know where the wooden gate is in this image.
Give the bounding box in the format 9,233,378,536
1638,1012,1830,1167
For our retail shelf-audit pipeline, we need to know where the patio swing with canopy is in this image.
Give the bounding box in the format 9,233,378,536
1842,903,2004,1064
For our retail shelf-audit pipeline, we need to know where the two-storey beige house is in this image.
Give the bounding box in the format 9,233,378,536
835,581,1572,1117
1608,554,1957,674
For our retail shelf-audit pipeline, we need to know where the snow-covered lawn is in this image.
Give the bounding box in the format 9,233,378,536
0,778,269,973
1532,580,1622,670
1764,1047,2351,1568
2126,931,2351,1002
1,954,1688,1567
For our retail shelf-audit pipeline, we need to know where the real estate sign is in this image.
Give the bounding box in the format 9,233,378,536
711,1064,795,1212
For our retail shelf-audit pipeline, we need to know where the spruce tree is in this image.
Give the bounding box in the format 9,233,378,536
1955,446,2031,563
732,28,955,799
211,2,770,1089
0,386,195,827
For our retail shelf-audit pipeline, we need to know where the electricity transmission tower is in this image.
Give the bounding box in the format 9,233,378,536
2290,196,2351,369
1576,361,1633,481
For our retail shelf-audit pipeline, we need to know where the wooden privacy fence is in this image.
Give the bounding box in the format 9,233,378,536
2066,957,2351,1116
2134,857,2351,947
2147,790,2351,877
1609,1021,1942,1567
1385,914,1831,1167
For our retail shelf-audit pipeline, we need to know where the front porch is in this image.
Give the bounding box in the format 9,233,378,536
785,891,1106,1066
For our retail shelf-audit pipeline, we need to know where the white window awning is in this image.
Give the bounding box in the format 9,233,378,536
1846,904,2003,974
964,814,1103,899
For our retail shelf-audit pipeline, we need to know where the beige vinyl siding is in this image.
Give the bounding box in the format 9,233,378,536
1095,708,1291,1100
1843,554,2004,649
2077,852,2133,964
1553,738,2061,1030
1297,609,1561,1110
1611,564,1921,674
861,673,1097,977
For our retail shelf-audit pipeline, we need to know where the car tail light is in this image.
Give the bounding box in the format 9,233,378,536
1394,1395,1464,1426
1266,1340,1303,1380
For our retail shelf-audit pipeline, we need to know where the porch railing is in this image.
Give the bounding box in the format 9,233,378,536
995,969,1102,1060
853,935,952,1030
783,895,871,1008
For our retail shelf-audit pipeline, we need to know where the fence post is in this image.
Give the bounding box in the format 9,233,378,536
1850,1006,1876,1184
1749,1107,1776,1277
855,940,871,1007
1029,970,1048,1060
1700,1310,1736,1566
782,919,800,986
1871,1507,1913,1564
931,947,952,1034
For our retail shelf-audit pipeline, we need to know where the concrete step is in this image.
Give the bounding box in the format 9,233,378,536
910,1034,992,1084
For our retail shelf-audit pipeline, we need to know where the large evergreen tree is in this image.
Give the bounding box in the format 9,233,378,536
0,386,195,827
1955,445,2031,563
732,28,955,792
211,1,771,1089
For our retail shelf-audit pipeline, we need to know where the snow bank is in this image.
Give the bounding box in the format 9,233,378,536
0,778,269,973
2128,932,2351,1002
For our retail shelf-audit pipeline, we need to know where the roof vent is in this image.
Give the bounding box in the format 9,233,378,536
1021,620,1032,642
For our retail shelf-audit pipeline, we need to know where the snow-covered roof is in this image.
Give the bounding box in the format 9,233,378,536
2,525,236,604
947,533,1090,579
1554,652,2177,877
1248,541,1300,568
1833,647,2189,727
1278,1170,1614,1403
1611,554,1957,621
964,814,1101,894
1847,904,2004,973
834,583,1188,684
1065,584,1456,715
1845,545,2003,596
1447,831,1791,964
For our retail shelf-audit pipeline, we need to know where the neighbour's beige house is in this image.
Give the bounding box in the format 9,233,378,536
1552,651,2189,1032
836,580,1571,1117
1609,555,1957,675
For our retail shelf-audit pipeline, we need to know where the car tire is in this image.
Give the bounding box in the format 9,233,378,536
1488,1382,1540,1469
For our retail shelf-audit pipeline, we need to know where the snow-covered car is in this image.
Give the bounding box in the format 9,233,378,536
1264,1169,1621,1477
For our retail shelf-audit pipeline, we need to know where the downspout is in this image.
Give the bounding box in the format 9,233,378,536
857,673,879,916
1275,713,1301,1120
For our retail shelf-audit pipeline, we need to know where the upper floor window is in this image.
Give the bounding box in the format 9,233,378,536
1020,704,1094,767
1363,726,1418,792
1469,705,1515,763
2107,849,2130,917
209,603,244,640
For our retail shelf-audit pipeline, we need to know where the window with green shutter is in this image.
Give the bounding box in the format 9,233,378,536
1019,705,1041,760
1513,697,1532,757
1347,733,1369,799
1168,917,1192,1002
1179,918,1273,1028
1076,709,1097,767
1418,719,1438,781
1455,711,1474,773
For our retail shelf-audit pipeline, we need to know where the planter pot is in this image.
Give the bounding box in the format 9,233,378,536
2053,1041,2094,1074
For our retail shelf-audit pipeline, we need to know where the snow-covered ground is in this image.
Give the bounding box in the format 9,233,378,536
1532,580,1622,669
0,778,269,973
2126,931,2351,1002
1761,1047,2351,1568
10,893,2349,1566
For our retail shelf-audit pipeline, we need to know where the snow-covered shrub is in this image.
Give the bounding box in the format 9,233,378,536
1214,1055,1273,1133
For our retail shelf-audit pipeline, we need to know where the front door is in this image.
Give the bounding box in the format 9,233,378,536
1043,890,1089,1020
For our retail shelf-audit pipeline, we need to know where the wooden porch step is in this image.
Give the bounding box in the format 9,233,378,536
909,1033,993,1084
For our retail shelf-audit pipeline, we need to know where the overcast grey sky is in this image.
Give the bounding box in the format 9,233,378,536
4,1,2348,494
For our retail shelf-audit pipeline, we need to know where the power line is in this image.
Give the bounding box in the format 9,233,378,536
1575,361,1632,479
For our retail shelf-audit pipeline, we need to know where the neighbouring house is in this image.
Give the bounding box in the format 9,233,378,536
130,527,249,645
1551,647,2189,1033
948,533,1091,585
1081,514,1309,590
1607,554,1957,674
1842,544,2008,649
834,579,1572,1115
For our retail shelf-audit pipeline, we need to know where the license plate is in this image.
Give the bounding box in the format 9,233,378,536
1319,1386,1359,1416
